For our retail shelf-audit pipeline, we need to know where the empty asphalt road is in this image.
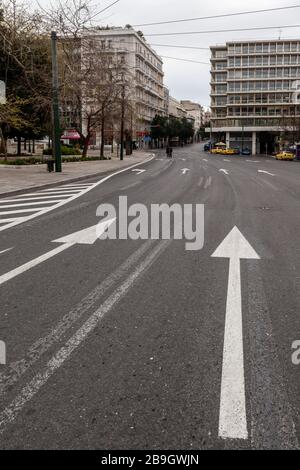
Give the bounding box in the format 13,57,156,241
0,143,300,449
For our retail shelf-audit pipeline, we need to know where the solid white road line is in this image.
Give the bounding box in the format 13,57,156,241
0,200,65,209
212,227,260,440
0,218,20,223
0,208,50,215
202,158,208,162
0,195,73,203
219,169,229,175
41,188,82,193
0,248,13,255
0,155,155,233
0,239,171,434
0,240,155,395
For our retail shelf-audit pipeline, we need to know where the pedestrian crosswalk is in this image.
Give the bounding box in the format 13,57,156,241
0,182,95,232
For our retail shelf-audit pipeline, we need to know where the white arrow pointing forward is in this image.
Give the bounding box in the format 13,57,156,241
219,169,229,175
181,168,190,175
212,227,260,440
132,169,146,175
258,170,275,176
0,219,116,287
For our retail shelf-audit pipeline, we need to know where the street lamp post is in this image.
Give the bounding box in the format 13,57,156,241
51,31,62,172
120,83,125,161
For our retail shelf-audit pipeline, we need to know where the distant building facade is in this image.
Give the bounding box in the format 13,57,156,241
181,100,203,130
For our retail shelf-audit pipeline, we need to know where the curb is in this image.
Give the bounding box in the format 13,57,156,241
0,154,153,198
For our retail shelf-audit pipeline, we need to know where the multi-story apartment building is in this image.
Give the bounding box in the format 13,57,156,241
168,96,188,119
181,100,203,131
208,40,300,154
73,26,165,146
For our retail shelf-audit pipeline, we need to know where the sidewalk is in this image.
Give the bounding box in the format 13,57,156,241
0,152,153,197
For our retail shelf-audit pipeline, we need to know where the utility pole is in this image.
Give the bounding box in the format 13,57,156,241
51,31,62,172
120,83,125,161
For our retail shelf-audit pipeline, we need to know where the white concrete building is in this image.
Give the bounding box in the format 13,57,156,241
208,40,300,154
82,26,165,144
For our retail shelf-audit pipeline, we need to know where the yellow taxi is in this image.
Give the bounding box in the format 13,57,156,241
275,151,294,161
223,148,236,155
210,147,224,154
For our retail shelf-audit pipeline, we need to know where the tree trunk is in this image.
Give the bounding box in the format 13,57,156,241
17,136,21,156
100,116,105,158
0,128,7,162
82,135,90,158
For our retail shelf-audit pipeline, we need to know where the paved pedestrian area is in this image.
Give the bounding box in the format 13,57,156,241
0,152,151,196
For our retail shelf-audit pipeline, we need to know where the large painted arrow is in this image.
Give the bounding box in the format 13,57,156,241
0,219,116,287
212,226,260,440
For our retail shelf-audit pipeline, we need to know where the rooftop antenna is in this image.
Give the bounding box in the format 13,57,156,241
278,28,282,40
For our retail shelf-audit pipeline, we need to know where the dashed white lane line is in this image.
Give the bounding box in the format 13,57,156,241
0,239,170,434
198,177,204,187
258,170,276,177
0,155,155,232
204,176,212,189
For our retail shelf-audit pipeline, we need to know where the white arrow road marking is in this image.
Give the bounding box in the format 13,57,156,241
224,159,231,162
181,168,190,175
246,160,260,163
202,158,208,162
0,219,116,287
219,169,229,175
0,247,13,255
179,158,187,161
258,170,275,176
212,227,260,440
131,169,146,175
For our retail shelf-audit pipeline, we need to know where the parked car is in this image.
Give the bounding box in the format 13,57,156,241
204,143,211,152
276,151,294,161
233,148,241,155
241,148,251,156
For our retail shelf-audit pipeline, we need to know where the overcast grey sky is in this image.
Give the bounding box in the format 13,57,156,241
36,0,300,108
